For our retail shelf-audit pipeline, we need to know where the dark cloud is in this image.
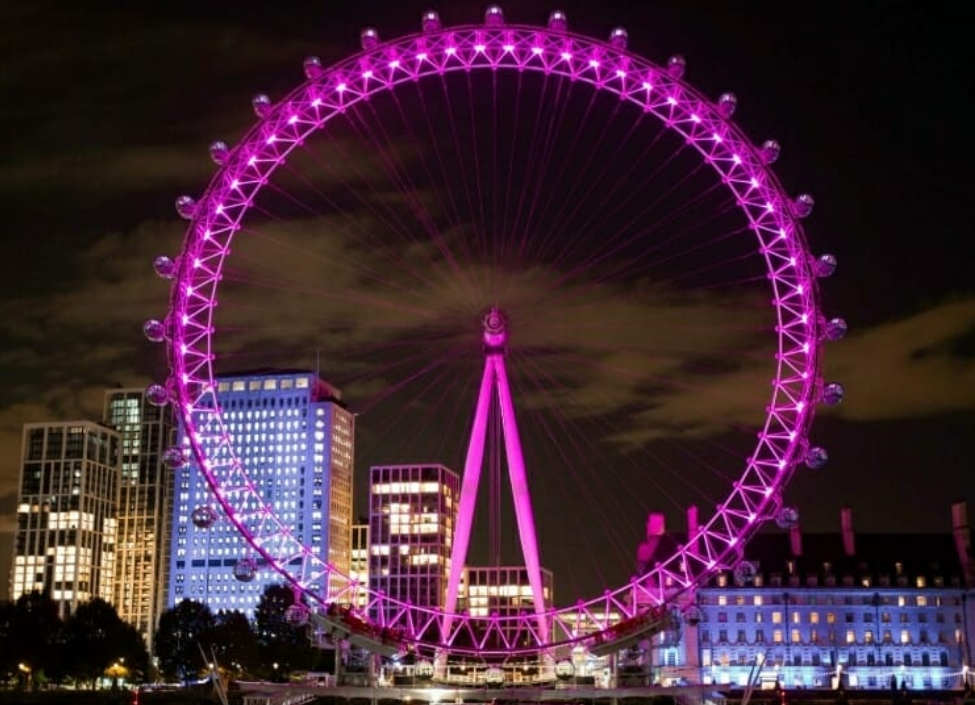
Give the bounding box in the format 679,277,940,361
2,0,974,600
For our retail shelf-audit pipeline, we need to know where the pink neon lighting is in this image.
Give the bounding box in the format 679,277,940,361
444,308,548,641
162,13,831,658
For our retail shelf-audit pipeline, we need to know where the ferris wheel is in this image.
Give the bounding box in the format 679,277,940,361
146,6,845,661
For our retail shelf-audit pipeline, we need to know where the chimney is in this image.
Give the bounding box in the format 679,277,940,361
841,506,855,556
636,512,666,573
683,505,701,560
951,500,975,587
790,523,803,557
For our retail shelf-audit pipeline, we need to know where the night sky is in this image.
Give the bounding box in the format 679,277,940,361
1,1,973,604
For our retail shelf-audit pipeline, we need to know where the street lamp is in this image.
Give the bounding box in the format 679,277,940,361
18,663,32,692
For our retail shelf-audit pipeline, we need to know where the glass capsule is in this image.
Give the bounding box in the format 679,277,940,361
822,382,845,406
793,193,815,218
143,319,167,343
485,5,504,25
162,446,188,469
805,446,829,469
684,606,703,625
824,317,848,341
209,140,229,165
609,27,628,49
303,56,323,80
233,558,258,583
175,195,196,220
153,255,177,279
717,92,738,118
666,55,686,79
422,11,441,33
360,28,379,50
145,383,169,407
814,253,837,278
252,94,272,118
733,561,757,584
191,505,218,529
760,139,781,164
285,603,310,627
548,10,567,32
775,506,800,530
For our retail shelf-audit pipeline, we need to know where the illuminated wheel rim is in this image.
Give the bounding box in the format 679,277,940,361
158,8,839,658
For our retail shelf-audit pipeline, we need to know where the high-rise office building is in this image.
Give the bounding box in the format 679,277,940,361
350,521,370,610
103,387,176,654
368,464,460,621
168,369,354,617
460,565,554,619
11,421,120,619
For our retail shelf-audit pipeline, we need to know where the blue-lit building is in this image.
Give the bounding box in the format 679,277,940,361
650,505,975,692
168,369,354,617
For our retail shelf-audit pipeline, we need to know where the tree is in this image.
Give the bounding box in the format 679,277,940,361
209,610,259,679
2,591,63,687
60,598,149,687
254,584,318,679
154,600,215,683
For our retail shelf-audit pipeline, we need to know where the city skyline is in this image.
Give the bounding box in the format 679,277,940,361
1,1,973,604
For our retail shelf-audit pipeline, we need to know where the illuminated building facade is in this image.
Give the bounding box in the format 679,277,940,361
103,387,176,653
167,369,354,616
659,505,975,692
368,464,459,621
11,421,120,619
461,565,554,618
350,521,370,609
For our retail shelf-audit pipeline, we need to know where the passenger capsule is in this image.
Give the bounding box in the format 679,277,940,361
666,55,686,79
717,92,737,118
485,5,505,26
813,253,837,278
822,382,845,406
153,255,177,279
252,94,272,118
360,28,379,50
303,56,323,79
285,603,311,627
422,11,442,33
805,446,829,469
145,383,170,407
191,505,219,529
548,10,568,32
143,319,167,343
209,140,230,165
233,558,258,583
759,139,781,164
793,193,815,218
609,27,628,50
162,446,188,469
823,317,848,341
775,506,800,530
175,195,197,220
733,560,757,584
684,606,703,626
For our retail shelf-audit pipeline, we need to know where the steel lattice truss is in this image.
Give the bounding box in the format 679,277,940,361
158,8,837,659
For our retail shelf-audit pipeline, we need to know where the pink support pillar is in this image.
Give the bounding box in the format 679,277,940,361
494,354,549,639
443,308,548,643
443,354,495,637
